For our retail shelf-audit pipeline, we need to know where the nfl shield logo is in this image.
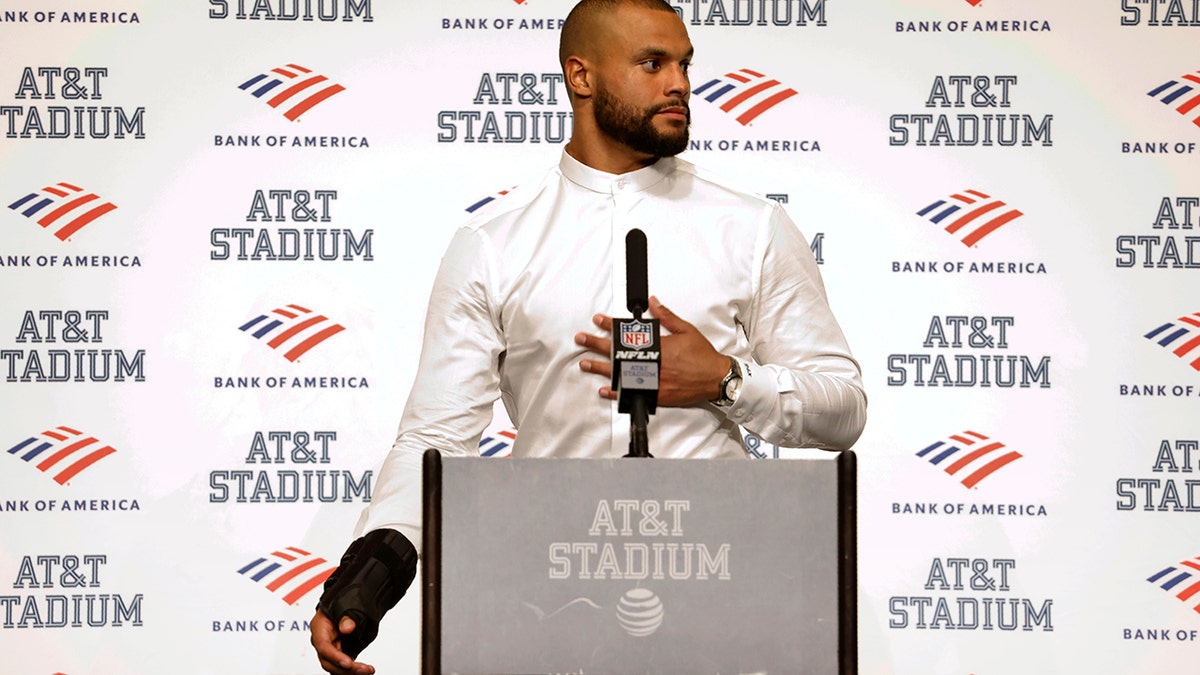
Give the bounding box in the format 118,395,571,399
620,320,653,350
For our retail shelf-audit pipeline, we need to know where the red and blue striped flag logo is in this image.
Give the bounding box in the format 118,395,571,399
1147,556,1200,615
1147,70,1200,129
479,427,516,457
466,187,516,214
7,182,117,241
238,64,346,121
1144,312,1200,372
238,547,337,606
238,304,345,362
6,426,117,485
692,68,797,126
916,430,1022,489
917,189,1023,247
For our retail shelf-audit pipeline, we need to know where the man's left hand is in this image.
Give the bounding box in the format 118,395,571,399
575,296,730,406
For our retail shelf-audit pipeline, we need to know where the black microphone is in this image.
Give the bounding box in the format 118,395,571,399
626,228,649,318
611,228,659,458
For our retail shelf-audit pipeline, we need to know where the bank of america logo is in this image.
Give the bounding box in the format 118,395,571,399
7,182,117,241
1146,556,1200,615
6,426,117,485
238,64,346,121
466,187,515,213
1147,71,1200,129
479,427,516,457
917,189,1023,247
916,430,1022,489
1144,312,1200,372
238,547,337,606
239,304,345,362
693,68,796,126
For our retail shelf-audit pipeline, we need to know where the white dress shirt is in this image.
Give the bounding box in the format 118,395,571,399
357,150,866,551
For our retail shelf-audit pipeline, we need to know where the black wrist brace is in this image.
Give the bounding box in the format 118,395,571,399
316,528,418,658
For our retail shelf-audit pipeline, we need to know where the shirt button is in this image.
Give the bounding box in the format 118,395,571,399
616,179,626,189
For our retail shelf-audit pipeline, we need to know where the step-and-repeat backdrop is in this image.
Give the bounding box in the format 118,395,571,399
2,1,1197,673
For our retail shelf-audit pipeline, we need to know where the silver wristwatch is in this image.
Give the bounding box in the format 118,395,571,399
714,356,742,408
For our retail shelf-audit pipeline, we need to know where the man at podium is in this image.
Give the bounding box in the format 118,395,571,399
311,1,866,672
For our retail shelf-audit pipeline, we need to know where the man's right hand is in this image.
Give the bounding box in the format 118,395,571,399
311,609,376,675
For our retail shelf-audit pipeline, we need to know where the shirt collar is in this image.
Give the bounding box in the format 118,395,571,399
559,149,673,195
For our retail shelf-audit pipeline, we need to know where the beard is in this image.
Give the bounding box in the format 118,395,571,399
592,85,690,158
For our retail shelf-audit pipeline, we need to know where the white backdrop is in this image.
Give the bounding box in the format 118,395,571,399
2,1,1198,673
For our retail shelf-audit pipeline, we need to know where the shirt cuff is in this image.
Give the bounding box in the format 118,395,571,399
720,356,766,426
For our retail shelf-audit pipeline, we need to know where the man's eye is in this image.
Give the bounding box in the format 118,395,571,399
641,60,660,71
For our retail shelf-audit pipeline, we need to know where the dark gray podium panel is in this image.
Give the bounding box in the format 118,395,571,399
422,452,856,675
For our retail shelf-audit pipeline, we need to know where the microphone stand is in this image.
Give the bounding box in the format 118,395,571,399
619,228,655,459
624,299,653,459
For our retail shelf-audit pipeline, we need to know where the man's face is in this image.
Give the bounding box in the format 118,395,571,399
591,6,693,158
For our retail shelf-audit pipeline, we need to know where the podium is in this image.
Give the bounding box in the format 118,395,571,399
421,449,857,674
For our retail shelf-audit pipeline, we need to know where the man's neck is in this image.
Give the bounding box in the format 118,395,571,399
565,139,658,175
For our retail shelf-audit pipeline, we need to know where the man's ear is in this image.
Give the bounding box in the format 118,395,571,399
564,56,594,100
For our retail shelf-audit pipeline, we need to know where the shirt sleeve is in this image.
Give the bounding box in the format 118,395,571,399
721,203,867,450
352,226,504,554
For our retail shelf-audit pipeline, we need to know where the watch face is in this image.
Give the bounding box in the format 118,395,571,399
728,377,743,401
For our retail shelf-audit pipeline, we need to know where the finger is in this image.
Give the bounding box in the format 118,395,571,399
574,332,612,356
314,636,354,674
338,616,357,636
599,385,616,400
649,296,691,334
592,313,614,332
579,359,613,378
